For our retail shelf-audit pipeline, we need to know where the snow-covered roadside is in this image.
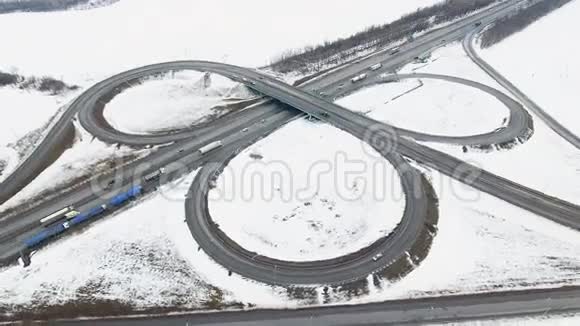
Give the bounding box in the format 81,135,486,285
209,119,405,262
0,147,18,182
337,167,580,304
0,171,291,316
0,87,78,147
336,78,508,137
481,0,580,133
103,71,255,134
396,43,580,205
426,313,580,325
0,126,150,217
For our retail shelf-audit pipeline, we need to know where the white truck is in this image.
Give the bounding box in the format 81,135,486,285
143,167,166,182
388,47,400,55
369,63,382,71
199,140,223,155
39,206,75,226
351,73,367,83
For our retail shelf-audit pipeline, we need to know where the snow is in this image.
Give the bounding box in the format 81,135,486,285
0,87,76,146
481,0,580,133
103,71,255,134
0,125,150,217
398,43,580,205
426,313,580,325
209,119,405,261
336,78,508,137
0,0,443,86
0,147,18,182
339,169,580,304
0,171,291,313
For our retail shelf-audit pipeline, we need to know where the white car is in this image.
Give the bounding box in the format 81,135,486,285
372,253,383,262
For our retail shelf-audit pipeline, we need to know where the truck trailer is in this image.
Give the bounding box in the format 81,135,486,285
198,141,223,155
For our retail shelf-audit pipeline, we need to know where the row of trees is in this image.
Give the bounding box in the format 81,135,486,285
270,0,499,73
0,71,79,95
0,0,118,14
480,0,573,48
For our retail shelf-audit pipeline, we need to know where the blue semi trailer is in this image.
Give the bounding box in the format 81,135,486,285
68,204,107,226
24,223,67,248
23,185,143,250
109,185,142,206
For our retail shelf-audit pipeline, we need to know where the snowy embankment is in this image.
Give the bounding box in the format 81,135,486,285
209,119,405,262
425,313,580,326
397,43,580,205
337,78,508,137
481,0,580,133
0,147,18,181
0,87,78,148
0,171,291,317
103,71,255,134
0,126,151,218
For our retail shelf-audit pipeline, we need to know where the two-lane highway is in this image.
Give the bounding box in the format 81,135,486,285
60,286,580,325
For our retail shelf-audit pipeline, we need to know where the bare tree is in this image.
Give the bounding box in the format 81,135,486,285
270,0,498,74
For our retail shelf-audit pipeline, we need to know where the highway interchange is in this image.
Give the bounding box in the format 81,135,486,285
1,0,579,323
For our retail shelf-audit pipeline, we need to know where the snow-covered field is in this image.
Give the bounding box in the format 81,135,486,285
104,71,255,134
337,78,508,137
0,172,291,316
0,0,443,85
210,119,405,261
481,0,580,133
397,43,580,205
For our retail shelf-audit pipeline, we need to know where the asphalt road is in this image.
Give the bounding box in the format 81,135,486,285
463,28,580,149
59,286,580,326
184,115,430,286
345,72,533,146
